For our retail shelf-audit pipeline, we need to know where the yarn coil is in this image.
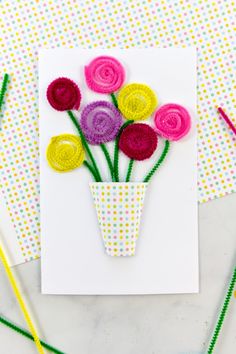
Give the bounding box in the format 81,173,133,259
154,103,191,141
80,101,122,145
117,83,157,121
47,77,81,111
119,123,158,161
85,56,125,93
47,134,85,172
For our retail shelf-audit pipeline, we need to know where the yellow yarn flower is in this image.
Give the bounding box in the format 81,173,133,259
117,83,157,121
46,134,85,172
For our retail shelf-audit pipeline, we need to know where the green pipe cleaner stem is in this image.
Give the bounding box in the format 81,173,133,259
83,161,99,181
125,159,134,182
67,110,102,182
0,73,9,110
114,120,134,182
110,92,118,108
100,144,114,181
143,140,170,183
207,266,236,353
0,315,65,354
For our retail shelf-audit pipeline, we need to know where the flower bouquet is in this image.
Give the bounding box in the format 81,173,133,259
46,56,191,256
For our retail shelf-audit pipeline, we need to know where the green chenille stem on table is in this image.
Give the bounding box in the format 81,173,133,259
125,159,134,182
143,140,170,183
0,73,9,110
0,316,65,354
207,266,236,354
0,74,63,353
67,110,102,182
113,120,134,182
83,161,99,182
110,92,118,108
100,143,114,181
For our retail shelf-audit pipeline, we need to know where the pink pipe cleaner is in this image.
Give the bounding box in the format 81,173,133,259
154,103,191,141
218,107,236,136
84,56,125,94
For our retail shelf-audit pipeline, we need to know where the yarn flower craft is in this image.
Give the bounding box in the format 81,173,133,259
45,54,192,257
47,134,85,172
117,83,157,121
80,101,122,145
119,123,157,161
47,77,81,111
85,56,125,94
154,103,191,141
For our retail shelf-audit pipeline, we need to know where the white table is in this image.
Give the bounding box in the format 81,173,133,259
0,194,235,354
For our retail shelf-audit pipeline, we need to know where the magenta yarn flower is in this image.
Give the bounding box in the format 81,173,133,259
84,56,125,93
119,123,158,161
154,103,191,141
80,101,122,145
47,77,81,111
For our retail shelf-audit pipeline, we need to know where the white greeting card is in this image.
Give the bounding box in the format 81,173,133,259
39,48,198,295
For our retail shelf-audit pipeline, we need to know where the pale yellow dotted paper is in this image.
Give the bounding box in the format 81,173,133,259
0,0,235,262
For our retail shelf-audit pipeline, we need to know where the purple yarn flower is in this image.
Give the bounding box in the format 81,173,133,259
80,101,122,145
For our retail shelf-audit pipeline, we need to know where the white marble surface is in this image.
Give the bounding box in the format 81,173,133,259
0,194,235,354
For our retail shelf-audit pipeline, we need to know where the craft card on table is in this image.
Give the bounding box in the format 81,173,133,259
39,48,198,295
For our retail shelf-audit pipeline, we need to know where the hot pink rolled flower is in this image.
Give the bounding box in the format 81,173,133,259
154,103,191,141
84,56,125,94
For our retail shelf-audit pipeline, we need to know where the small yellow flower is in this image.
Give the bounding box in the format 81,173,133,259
46,134,85,172
117,83,157,120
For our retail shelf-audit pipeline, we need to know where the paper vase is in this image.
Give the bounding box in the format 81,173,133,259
90,182,148,257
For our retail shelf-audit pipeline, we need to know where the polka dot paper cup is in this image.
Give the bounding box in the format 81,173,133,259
90,182,148,256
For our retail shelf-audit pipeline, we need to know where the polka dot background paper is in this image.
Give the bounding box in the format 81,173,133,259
0,0,235,263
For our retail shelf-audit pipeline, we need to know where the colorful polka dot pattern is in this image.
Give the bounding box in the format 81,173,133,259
90,183,147,256
0,1,235,262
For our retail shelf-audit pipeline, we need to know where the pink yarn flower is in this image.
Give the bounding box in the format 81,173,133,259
154,103,191,141
119,123,158,161
84,56,125,93
47,77,81,111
